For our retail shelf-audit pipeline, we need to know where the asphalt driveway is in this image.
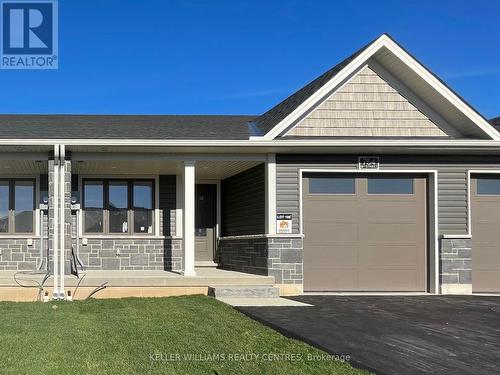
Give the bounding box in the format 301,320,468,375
237,295,500,375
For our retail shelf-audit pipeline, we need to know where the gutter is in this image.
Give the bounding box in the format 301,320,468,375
1,138,500,148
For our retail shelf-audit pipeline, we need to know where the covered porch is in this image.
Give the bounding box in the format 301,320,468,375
70,149,276,278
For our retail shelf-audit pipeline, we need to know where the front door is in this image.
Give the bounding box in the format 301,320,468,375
195,184,217,262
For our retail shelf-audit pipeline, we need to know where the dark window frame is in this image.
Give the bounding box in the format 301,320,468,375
476,177,500,196
308,176,356,195
82,178,155,235
0,178,36,235
367,177,414,195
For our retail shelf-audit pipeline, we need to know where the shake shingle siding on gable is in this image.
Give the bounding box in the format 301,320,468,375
286,66,448,137
0,115,255,140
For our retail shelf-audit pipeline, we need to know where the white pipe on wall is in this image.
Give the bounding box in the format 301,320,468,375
37,209,44,270
52,145,59,299
59,145,66,298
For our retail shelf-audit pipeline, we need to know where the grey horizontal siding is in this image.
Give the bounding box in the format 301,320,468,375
222,164,265,236
159,175,176,237
276,154,500,235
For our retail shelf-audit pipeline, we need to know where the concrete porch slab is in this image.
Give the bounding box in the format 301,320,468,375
0,268,275,288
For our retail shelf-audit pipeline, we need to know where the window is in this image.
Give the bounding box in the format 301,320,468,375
14,181,34,233
133,181,153,234
0,182,9,233
0,179,35,234
84,181,104,233
367,177,414,194
83,179,155,235
477,178,500,195
109,181,128,233
309,177,355,194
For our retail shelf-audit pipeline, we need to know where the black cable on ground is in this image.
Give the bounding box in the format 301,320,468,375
14,270,51,301
85,282,108,300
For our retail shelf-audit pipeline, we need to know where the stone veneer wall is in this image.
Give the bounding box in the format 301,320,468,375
0,197,48,271
0,238,44,270
217,236,303,284
440,238,472,294
78,238,183,271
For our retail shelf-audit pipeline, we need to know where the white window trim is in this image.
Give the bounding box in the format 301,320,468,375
298,168,439,294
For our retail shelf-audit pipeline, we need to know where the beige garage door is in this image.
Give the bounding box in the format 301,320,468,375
302,174,427,292
471,176,500,293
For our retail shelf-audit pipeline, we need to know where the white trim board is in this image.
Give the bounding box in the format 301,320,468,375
257,34,499,141
3,139,500,148
265,153,277,235
298,168,440,294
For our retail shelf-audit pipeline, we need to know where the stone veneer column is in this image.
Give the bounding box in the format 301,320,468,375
440,237,472,294
63,158,72,275
47,157,55,277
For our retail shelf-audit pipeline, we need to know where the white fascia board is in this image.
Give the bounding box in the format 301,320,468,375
255,34,500,141
2,138,500,147
2,138,500,150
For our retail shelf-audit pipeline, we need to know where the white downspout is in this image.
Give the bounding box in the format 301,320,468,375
52,145,59,299
59,145,66,299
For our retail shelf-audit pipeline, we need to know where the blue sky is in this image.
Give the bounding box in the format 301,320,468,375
1,0,499,118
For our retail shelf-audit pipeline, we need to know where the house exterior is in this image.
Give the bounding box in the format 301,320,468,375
2,34,500,299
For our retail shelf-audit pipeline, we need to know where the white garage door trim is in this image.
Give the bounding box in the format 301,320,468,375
298,168,439,294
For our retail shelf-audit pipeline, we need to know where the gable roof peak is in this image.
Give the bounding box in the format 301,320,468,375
253,34,500,141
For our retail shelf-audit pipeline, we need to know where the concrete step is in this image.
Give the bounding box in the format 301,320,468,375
195,261,219,268
208,285,280,298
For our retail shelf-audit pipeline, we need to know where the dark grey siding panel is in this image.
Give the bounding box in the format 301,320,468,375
159,175,176,237
276,154,500,235
222,164,265,236
40,174,48,203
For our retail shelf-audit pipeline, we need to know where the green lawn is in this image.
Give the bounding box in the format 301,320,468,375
0,295,366,375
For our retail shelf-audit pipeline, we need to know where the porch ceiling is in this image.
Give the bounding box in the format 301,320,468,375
72,159,262,180
0,160,48,175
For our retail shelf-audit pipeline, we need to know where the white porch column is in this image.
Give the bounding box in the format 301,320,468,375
182,161,196,276
265,153,277,235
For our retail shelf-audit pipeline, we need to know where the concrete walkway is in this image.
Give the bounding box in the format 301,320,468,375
217,297,312,307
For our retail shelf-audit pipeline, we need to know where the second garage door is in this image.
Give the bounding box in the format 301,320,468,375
302,174,427,292
471,175,500,293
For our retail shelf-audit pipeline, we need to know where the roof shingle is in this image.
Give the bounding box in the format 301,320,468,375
0,115,256,140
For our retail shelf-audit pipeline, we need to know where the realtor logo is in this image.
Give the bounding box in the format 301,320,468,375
1,0,58,69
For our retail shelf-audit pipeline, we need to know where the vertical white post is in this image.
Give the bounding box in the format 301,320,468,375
265,153,277,235
182,161,196,276
52,145,59,298
59,145,66,298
